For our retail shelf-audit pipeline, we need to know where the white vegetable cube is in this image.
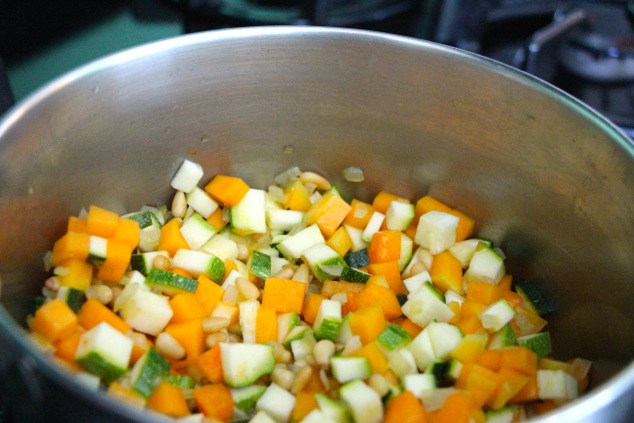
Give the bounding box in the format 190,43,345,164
361,211,386,243
114,283,173,336
343,224,368,253
256,383,296,423
313,299,342,341
387,348,418,377
239,299,260,344
74,322,133,382
301,243,346,282
403,270,432,298
339,379,383,423
170,159,204,193
406,321,462,371
186,187,219,219
448,239,482,268
231,188,267,235
465,247,506,285
406,329,436,371
277,224,325,260
479,298,517,332
537,369,579,401
426,322,463,359
386,201,415,231
249,412,278,423
414,210,460,254
179,213,217,249
402,282,454,327
172,249,225,282
221,343,275,388
201,234,239,261
403,373,436,399
267,209,305,232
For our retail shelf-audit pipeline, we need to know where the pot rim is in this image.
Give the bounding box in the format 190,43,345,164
0,25,633,422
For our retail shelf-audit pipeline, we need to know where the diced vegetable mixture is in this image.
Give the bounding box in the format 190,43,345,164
29,159,592,423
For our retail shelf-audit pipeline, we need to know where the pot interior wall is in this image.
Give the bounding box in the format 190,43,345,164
0,27,633,392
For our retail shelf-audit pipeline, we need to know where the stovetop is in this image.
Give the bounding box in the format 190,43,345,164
1,0,633,138
181,0,634,138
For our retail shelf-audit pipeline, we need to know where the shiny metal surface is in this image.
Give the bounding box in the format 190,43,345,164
0,26,632,422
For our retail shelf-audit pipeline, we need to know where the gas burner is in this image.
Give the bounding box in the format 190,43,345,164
559,6,634,82
183,0,421,34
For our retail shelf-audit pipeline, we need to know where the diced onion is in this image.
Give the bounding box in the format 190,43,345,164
342,166,364,182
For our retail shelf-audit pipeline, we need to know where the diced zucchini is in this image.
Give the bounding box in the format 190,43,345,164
231,385,267,413
330,357,372,383
514,280,556,316
130,251,170,275
444,289,465,305
56,286,86,313
290,327,316,362
276,224,325,260
361,211,385,243
130,347,171,398
403,271,432,298
220,342,275,388
464,247,505,285
124,210,158,230
448,238,483,268
231,188,267,236
114,283,173,336
249,411,277,423
315,393,351,423
376,325,412,352
277,312,302,344
313,299,342,341
255,383,296,422
414,211,459,254
179,213,216,249
402,281,454,327
302,243,346,282
403,373,436,398
387,348,418,377
339,266,371,283
267,209,305,232
255,383,296,423
487,323,517,349
339,380,383,423
479,298,516,332
398,233,414,271
170,159,204,193
283,325,311,347
336,314,353,345
166,374,196,390
200,233,239,261
342,224,368,253
171,249,225,282
186,186,218,219
87,235,108,267
250,250,272,280
386,201,415,231
518,332,552,359
239,299,260,344
426,360,462,387
145,268,199,296
343,248,370,269
537,369,579,401
124,210,162,252
74,322,133,383
407,322,463,371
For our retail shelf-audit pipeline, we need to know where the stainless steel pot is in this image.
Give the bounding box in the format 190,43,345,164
0,26,632,422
